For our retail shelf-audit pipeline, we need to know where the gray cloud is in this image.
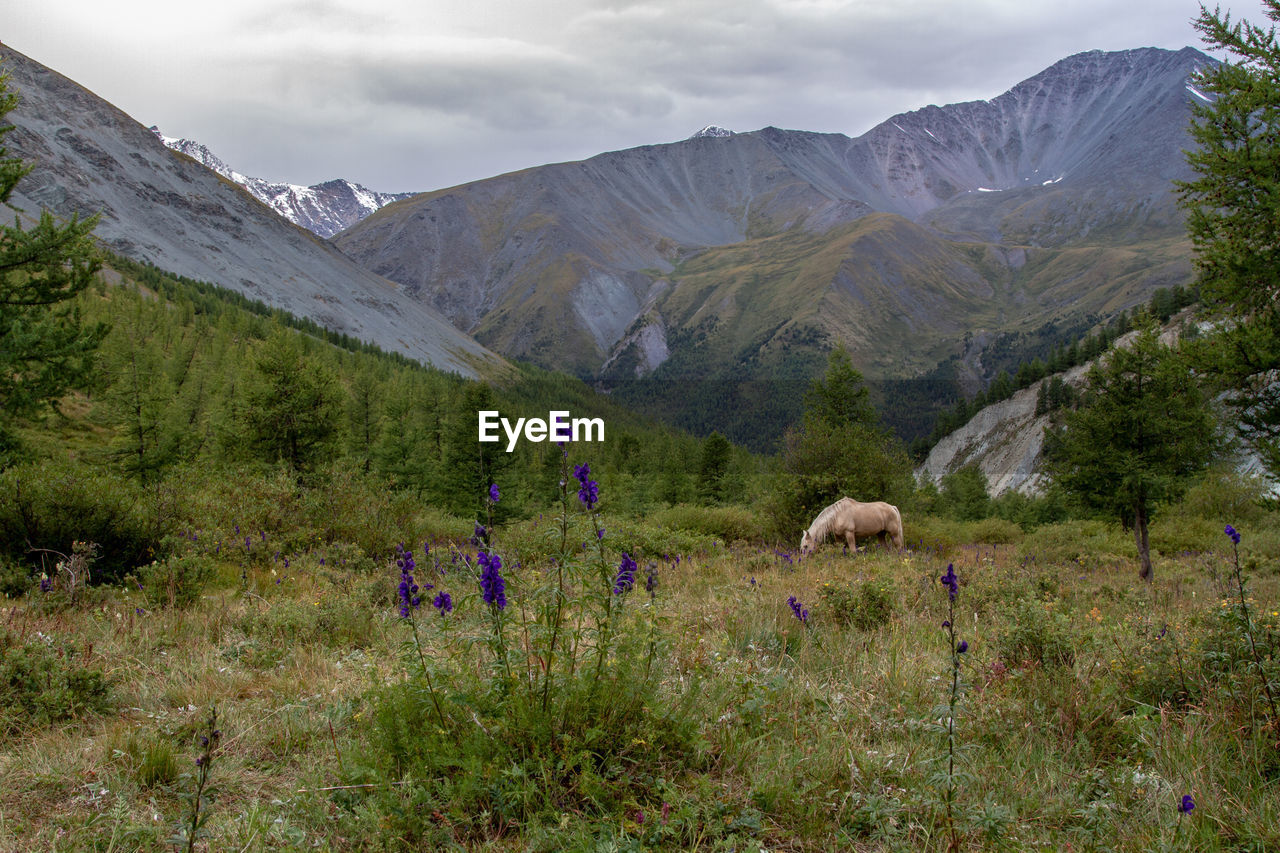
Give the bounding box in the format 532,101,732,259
7,0,1210,191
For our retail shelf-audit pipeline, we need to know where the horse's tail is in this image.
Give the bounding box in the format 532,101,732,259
889,505,904,549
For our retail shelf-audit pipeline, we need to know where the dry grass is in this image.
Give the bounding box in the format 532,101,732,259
1,525,1278,850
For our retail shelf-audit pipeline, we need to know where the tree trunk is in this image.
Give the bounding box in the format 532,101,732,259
1135,501,1153,582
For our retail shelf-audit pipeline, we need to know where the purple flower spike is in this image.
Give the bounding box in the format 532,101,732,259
788,595,808,624
574,462,599,509
956,640,968,654
488,483,500,504
396,545,420,618
433,591,453,613
478,551,507,610
1225,524,1240,545
940,563,958,602
614,553,637,594
1178,794,1195,813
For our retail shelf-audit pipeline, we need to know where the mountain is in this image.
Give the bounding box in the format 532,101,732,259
333,47,1209,442
150,129,414,238
1,44,504,379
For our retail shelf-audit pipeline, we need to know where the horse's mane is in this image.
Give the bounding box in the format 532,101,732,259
805,498,853,543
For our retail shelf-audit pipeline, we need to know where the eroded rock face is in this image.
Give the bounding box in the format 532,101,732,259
3,44,503,378
917,364,1091,497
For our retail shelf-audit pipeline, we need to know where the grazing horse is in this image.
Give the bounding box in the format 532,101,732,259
800,497,904,553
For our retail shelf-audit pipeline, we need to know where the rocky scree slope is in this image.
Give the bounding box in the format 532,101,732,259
1,44,502,378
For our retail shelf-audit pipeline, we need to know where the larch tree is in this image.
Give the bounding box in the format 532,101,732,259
1043,319,1221,581
0,71,106,463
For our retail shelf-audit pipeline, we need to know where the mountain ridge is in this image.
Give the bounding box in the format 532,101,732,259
150,128,415,238
334,46,1208,396
0,44,505,379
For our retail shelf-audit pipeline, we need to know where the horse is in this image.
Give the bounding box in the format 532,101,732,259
800,497,904,554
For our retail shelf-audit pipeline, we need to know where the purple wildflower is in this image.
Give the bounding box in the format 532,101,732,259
471,523,487,547
646,564,659,597
614,553,637,594
1225,524,1240,545
940,563,958,602
1178,794,1195,813
39,576,52,593
788,595,809,624
956,640,968,654
574,463,599,509
597,527,606,540
488,483,500,504
433,591,453,614
478,551,507,610
397,545,421,618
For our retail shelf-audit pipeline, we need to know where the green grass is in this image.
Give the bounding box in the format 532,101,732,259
2,499,1277,850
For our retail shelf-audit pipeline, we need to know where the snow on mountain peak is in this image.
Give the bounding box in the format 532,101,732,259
148,127,412,237
690,125,734,139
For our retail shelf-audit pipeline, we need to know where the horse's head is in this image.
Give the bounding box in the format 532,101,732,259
799,529,814,554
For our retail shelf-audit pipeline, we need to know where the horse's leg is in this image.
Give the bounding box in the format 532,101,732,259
846,531,857,552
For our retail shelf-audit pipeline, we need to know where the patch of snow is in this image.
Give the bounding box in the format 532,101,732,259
977,187,1000,193
1186,83,1213,103
1042,176,1064,186
690,125,734,139
891,121,908,135
924,127,938,140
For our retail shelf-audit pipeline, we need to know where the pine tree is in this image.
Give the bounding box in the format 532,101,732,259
99,300,176,481
236,327,344,471
0,71,106,462
1043,319,1220,581
697,431,733,505
1178,2,1280,472
803,345,876,429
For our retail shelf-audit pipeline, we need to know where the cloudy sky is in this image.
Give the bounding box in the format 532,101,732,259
7,0,1226,192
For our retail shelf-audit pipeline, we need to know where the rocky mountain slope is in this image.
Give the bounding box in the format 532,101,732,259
335,47,1209,389
151,129,413,238
914,320,1275,498
917,363,1088,496
1,44,503,378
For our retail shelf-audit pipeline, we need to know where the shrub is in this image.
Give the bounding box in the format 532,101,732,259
236,596,379,649
648,504,762,543
137,550,216,609
0,460,162,584
0,554,31,598
819,579,896,630
1016,520,1134,567
302,464,419,557
1149,515,1227,556
996,597,1077,669
0,632,112,735
967,517,1024,545
901,514,965,554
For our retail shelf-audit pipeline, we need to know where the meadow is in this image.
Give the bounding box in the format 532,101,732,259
2,461,1278,852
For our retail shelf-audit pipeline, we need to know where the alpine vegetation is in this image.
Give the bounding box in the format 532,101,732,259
361,460,694,844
